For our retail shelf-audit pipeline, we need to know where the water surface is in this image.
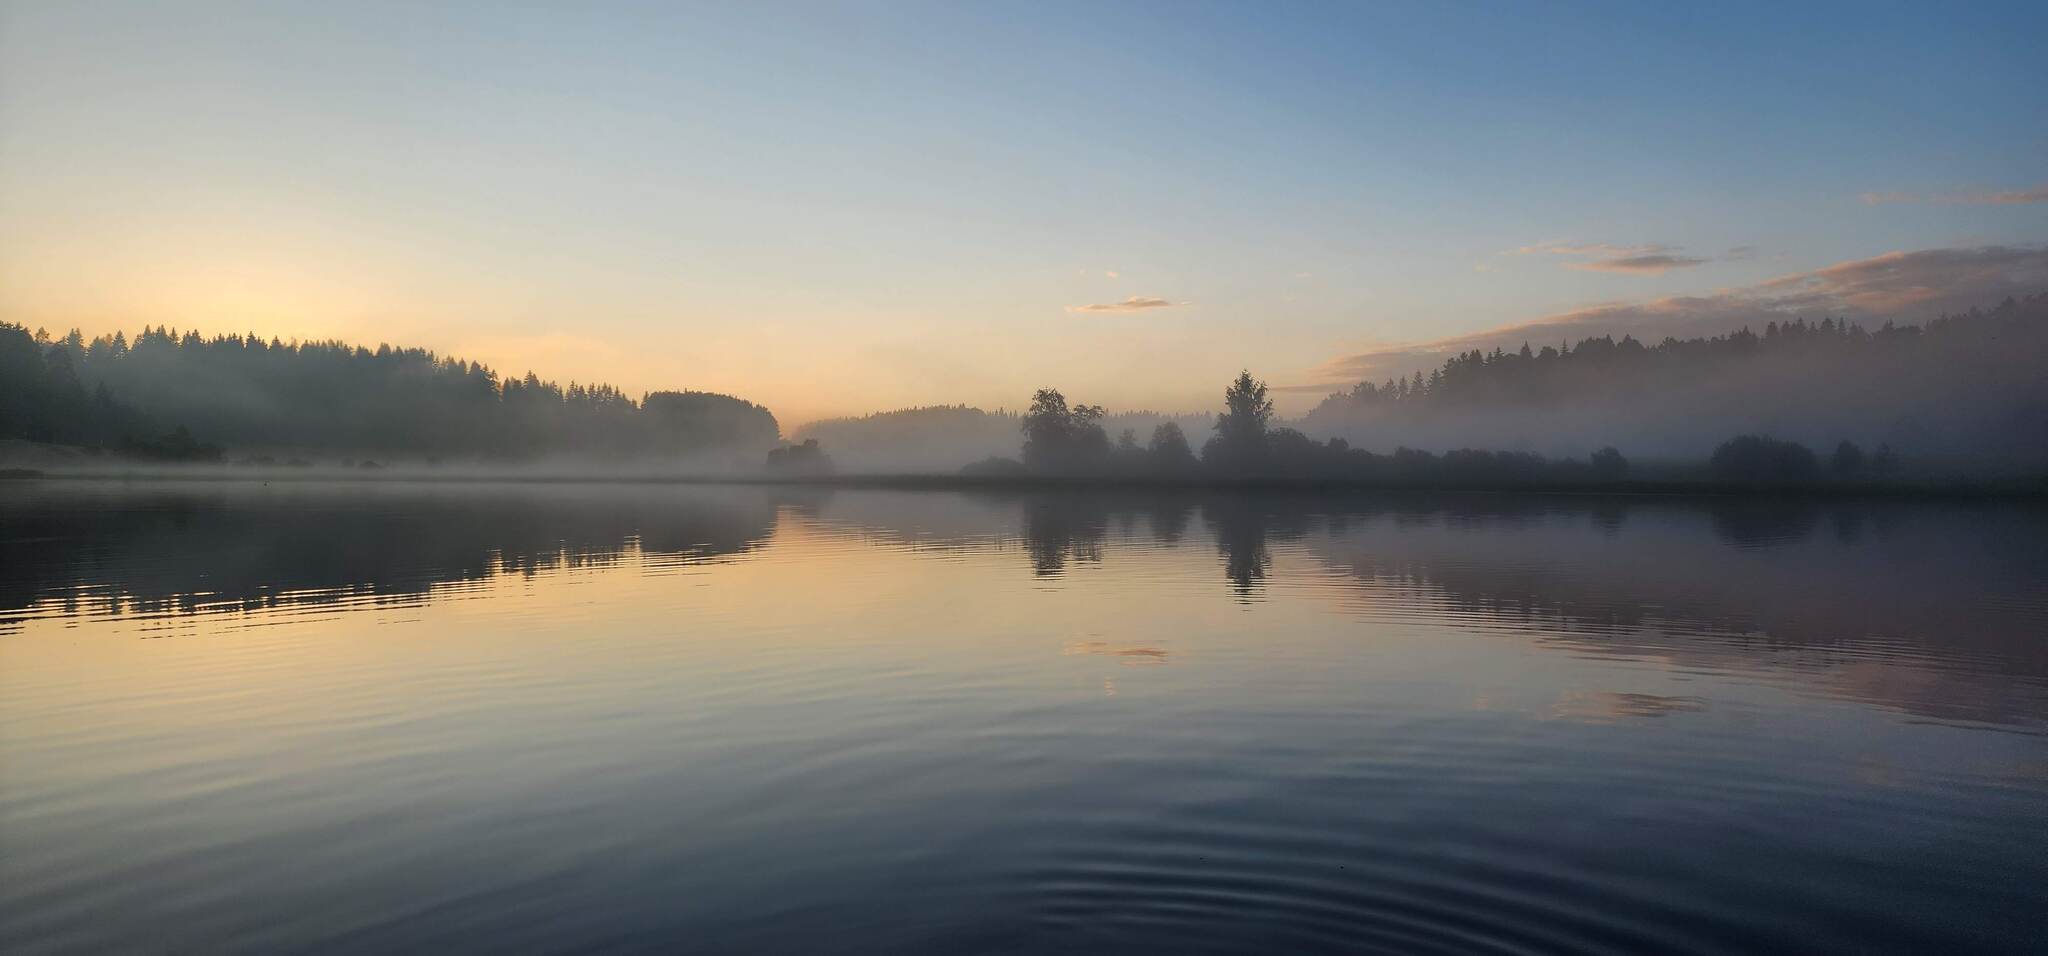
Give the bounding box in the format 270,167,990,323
3,481,2046,953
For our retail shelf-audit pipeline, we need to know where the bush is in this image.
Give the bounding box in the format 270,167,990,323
1709,435,1818,482
960,456,1028,477
765,438,834,475
1831,440,1865,477
1590,446,1628,480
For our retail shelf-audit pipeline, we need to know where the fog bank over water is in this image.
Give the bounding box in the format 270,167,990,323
6,290,2047,480
1296,294,2048,468
794,294,2048,478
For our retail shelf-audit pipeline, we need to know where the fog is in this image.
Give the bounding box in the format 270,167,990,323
4,295,2046,483
792,407,1212,474
793,295,2048,480
1296,295,2048,476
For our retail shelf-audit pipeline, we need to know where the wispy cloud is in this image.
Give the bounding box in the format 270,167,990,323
1314,244,2048,384
1976,185,2048,205
1860,184,2048,205
1066,295,1177,314
1724,245,1757,260
1566,253,1709,274
1514,241,1709,275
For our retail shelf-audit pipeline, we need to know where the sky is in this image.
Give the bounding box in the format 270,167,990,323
2,1,2044,425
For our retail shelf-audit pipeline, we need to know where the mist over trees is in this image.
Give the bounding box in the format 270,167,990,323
794,404,1210,472
1302,293,2048,472
0,324,779,461
1021,389,1109,471
795,406,1019,471
993,371,1638,485
1709,435,1820,483
1205,371,1277,473
796,296,2045,479
1,323,157,448
765,438,834,476
8,293,2043,481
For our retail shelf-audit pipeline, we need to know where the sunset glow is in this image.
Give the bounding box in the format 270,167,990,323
4,3,2041,426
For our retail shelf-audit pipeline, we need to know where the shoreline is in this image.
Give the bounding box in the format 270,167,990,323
6,467,2045,502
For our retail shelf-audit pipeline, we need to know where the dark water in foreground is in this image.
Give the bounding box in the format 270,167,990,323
2,481,2046,954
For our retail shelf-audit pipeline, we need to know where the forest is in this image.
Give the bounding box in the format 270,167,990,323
1299,293,2048,471
4,293,2044,483
0,324,779,461
954,373,1927,487
962,372,1635,485
791,295,2045,482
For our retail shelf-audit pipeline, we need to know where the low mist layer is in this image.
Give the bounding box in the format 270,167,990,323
4,293,2046,484
0,326,778,469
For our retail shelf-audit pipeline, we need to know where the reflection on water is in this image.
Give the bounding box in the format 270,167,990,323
1,482,778,623
3,481,2046,954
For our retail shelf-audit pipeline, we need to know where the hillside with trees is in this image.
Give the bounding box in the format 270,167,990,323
799,296,2046,479
1301,293,2048,472
0,324,779,462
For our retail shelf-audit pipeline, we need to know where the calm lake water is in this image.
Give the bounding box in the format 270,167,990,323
3,481,2046,954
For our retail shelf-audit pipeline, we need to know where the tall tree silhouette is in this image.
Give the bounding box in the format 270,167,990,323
1205,370,1274,471
1020,388,1109,473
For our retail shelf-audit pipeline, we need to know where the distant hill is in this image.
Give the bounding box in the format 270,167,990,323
1301,293,2048,472
0,324,779,461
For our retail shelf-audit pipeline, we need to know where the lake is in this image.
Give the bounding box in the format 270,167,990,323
3,480,2045,954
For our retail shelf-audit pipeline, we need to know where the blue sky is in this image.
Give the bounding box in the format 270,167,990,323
3,1,2043,422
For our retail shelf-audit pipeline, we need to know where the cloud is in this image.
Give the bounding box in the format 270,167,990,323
1565,253,1709,274
1724,245,1757,260
1515,241,1708,274
1860,184,2048,205
1066,295,1177,314
1313,244,2048,384
1513,242,1658,257
1104,270,1119,279
1977,185,2048,205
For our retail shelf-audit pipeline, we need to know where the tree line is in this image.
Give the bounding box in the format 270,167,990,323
1299,293,2048,469
1307,300,2028,417
969,370,1933,487
793,403,1211,473
0,323,780,460
968,371,1633,484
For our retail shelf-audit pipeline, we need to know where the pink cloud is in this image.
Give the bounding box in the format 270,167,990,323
1066,296,1177,314
1516,242,1709,275
1860,184,2048,205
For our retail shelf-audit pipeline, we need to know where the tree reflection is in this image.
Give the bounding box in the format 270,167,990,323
0,484,778,622
1203,499,1272,597
11,483,2048,729
1706,501,1823,548
1022,494,1108,576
